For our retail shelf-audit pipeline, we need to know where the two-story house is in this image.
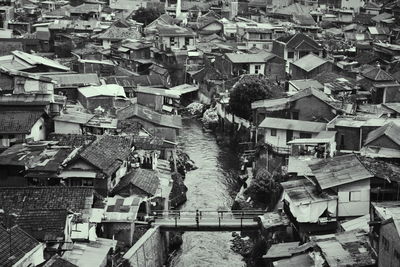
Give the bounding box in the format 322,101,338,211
59,135,134,196
155,25,196,51
218,51,285,79
272,33,323,72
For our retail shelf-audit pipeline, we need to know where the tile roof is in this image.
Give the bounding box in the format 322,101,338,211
0,225,40,267
12,209,68,241
0,187,94,213
371,12,393,23
79,135,133,176
0,110,43,134
309,154,373,190
353,51,379,65
362,67,394,81
43,255,78,267
354,13,374,25
105,76,136,88
112,168,160,196
289,87,333,104
133,136,165,150
96,25,142,40
259,117,326,132
364,122,400,147
48,133,97,147
290,53,328,72
117,104,183,129
277,33,321,50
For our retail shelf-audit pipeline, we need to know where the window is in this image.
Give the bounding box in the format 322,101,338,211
349,191,361,201
291,111,299,120
288,51,294,59
254,64,261,74
170,37,175,46
185,37,190,46
39,125,43,130
82,179,94,186
300,132,312,138
382,236,390,252
270,129,277,136
8,134,14,139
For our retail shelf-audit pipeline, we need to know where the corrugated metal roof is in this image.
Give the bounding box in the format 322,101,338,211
291,53,328,72
259,117,326,132
309,154,373,190
78,84,126,98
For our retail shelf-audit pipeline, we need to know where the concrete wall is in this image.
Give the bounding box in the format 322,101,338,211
55,120,82,134
26,117,46,141
379,221,400,267
123,227,168,267
263,128,318,149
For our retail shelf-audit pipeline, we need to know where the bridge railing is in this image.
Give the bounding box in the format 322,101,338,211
149,210,264,220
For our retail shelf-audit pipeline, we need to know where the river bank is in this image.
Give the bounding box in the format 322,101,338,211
168,119,246,267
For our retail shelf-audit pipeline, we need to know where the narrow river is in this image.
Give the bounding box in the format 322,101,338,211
170,119,245,267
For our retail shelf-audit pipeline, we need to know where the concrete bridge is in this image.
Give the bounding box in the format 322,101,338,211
150,210,263,231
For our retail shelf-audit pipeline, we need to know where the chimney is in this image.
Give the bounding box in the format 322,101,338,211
176,0,181,17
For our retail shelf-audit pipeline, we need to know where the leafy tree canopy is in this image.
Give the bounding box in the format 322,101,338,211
131,7,161,26
228,75,282,120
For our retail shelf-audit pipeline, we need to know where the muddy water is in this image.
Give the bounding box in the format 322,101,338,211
170,119,245,267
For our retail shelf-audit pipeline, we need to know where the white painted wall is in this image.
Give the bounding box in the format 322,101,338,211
341,0,364,12
337,178,370,217
55,121,82,134
249,63,265,75
26,117,46,141
263,128,318,149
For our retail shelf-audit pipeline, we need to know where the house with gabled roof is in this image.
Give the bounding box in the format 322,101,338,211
95,25,142,49
59,135,134,196
0,110,47,148
0,224,44,267
359,66,400,104
309,154,373,218
111,168,160,198
0,187,95,253
217,51,285,79
252,87,341,126
272,32,323,72
363,122,400,152
289,53,333,80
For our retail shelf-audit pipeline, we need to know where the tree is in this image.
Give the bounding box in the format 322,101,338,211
244,167,283,209
228,75,282,120
131,7,161,26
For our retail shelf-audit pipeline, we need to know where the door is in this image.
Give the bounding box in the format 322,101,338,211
286,130,293,143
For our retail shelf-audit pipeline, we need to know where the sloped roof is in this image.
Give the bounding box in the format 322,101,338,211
79,135,133,176
311,229,375,267
113,168,160,196
259,117,326,132
289,79,323,91
277,33,321,51
309,154,373,190
117,104,182,129
96,25,141,40
12,50,70,71
156,25,195,37
371,12,393,23
225,52,275,63
353,51,379,65
0,110,43,134
275,3,312,16
364,122,400,147
43,73,101,87
48,133,97,147
293,14,316,26
289,87,333,103
78,84,127,98
0,225,40,266
362,67,394,81
291,53,328,72
43,255,78,267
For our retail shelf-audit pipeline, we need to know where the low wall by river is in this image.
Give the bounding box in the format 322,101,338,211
122,226,168,267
